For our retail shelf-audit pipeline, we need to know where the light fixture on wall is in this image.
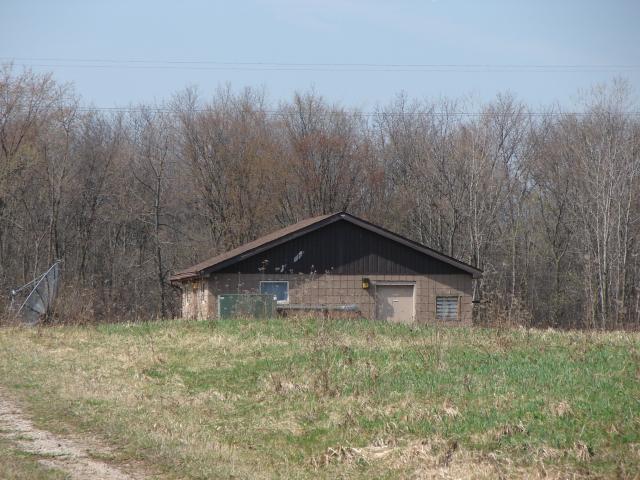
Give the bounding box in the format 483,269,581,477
362,278,370,289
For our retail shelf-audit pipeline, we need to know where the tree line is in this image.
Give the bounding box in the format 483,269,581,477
1,64,639,328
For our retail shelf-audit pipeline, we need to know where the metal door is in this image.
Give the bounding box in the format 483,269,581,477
376,285,414,323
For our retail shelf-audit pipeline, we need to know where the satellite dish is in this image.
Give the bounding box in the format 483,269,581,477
10,261,61,325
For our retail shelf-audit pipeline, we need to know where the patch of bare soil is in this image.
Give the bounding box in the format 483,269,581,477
0,390,146,480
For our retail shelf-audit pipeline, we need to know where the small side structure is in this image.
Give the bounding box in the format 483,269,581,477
170,212,482,324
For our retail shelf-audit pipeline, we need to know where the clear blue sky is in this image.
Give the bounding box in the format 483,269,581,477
1,0,639,109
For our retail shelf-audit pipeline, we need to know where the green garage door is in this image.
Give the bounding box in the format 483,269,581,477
218,294,277,319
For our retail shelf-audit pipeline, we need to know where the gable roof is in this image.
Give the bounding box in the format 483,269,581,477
170,212,482,281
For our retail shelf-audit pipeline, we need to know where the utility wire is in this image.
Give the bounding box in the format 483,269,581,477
10,105,640,117
3,58,640,73
3,57,640,68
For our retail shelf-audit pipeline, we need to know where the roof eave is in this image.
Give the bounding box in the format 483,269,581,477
171,211,483,280
201,214,345,275
169,271,200,282
342,214,483,278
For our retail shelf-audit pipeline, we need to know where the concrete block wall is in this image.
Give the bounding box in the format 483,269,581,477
201,273,473,324
181,279,209,320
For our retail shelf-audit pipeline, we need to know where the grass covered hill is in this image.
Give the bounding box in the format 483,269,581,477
0,318,638,479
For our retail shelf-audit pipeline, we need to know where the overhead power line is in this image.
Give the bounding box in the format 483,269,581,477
2,57,640,73
3,57,640,68
13,105,640,117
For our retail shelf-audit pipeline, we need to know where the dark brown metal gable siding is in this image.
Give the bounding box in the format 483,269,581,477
216,220,468,276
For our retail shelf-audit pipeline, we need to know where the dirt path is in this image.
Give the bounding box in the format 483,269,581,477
0,391,146,480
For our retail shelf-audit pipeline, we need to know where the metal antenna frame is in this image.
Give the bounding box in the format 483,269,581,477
16,261,61,320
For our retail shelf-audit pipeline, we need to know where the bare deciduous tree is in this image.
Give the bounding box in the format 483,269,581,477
1,64,639,328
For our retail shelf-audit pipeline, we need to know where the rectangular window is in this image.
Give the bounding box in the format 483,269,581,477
260,281,289,304
436,296,459,321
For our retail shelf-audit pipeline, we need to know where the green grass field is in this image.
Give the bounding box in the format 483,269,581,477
0,318,638,479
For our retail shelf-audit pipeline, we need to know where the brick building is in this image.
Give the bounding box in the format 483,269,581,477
170,212,482,324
